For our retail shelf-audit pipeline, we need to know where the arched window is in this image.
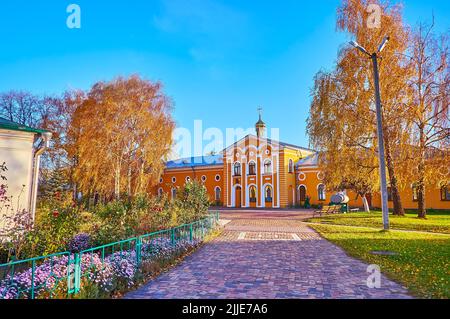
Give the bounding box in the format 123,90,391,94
249,186,257,202
265,185,273,202
412,183,418,202
441,183,450,201
158,188,164,197
318,184,326,201
264,160,272,174
185,176,191,183
248,162,256,175
215,187,221,201
288,159,294,173
171,188,177,200
234,162,241,176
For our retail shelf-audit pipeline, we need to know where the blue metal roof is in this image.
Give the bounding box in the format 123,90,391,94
166,155,223,169
296,153,319,167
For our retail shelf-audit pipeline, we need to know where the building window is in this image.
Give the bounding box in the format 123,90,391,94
441,184,450,201
215,174,221,182
171,188,177,200
248,162,256,175
387,186,393,201
201,175,207,182
185,176,191,183
234,162,241,176
158,188,163,197
265,185,273,202
159,177,163,184
288,159,294,173
249,186,257,202
264,160,272,174
412,183,418,202
215,187,221,201
318,184,326,201
172,177,176,183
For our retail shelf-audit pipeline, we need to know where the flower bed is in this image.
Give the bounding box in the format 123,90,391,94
0,237,201,299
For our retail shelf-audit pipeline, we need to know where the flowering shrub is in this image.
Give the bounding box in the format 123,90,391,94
68,233,91,253
106,251,138,289
0,254,69,299
79,253,114,292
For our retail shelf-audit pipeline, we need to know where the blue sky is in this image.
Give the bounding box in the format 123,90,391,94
0,0,448,153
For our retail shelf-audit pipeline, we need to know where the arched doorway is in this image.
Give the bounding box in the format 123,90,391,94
297,185,306,205
264,185,273,208
248,185,257,208
235,186,242,207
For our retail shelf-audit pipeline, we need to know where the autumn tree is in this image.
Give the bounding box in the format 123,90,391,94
404,21,450,218
308,71,379,212
309,0,415,215
68,75,175,199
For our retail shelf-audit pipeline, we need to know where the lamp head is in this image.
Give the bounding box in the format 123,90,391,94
349,41,370,56
378,36,390,53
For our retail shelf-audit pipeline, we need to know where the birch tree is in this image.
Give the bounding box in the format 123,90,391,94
68,75,175,199
405,21,449,218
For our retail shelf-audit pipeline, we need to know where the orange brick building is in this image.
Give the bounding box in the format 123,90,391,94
157,116,450,210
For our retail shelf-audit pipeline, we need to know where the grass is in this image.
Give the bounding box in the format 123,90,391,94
310,224,450,299
306,210,450,234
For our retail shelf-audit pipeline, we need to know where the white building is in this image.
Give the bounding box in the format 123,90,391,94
0,117,51,231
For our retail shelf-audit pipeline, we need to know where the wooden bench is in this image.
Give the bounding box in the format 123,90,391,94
313,205,341,217
313,205,330,217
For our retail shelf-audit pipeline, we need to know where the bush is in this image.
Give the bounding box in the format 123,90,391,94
2,179,212,262
19,205,82,258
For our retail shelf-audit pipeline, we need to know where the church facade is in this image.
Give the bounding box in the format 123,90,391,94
156,116,450,210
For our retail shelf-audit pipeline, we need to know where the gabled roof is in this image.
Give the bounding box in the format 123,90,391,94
165,155,223,169
0,117,49,134
296,153,319,167
224,134,315,153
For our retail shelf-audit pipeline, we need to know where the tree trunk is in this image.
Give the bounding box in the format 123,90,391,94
362,194,370,212
114,165,121,200
417,127,427,218
384,137,405,216
127,166,131,198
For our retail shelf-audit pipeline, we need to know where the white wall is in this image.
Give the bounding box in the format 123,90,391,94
0,130,35,227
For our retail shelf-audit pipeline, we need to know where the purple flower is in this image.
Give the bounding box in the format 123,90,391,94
68,233,91,253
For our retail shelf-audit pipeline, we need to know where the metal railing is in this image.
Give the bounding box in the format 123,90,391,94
0,212,220,299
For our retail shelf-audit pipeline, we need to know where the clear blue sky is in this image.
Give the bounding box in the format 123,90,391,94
0,0,448,151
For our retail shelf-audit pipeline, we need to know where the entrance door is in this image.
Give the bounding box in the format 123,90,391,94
298,185,306,205
235,186,242,207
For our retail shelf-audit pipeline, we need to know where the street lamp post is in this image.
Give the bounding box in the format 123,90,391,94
350,37,390,230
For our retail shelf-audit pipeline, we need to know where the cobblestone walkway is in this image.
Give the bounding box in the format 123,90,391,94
125,211,412,299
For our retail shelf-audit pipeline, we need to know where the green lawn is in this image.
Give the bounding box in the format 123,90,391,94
310,224,450,299
307,210,450,234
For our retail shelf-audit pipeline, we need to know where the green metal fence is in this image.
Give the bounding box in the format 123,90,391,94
0,212,220,299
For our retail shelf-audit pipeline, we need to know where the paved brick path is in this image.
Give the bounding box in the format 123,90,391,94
125,210,412,299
